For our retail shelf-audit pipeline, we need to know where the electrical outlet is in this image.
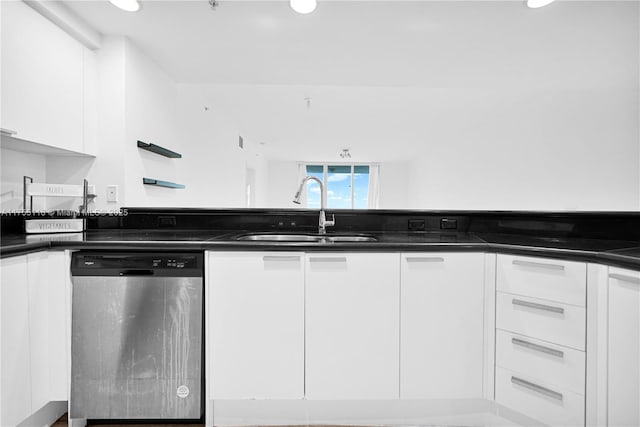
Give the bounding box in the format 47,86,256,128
106,185,118,203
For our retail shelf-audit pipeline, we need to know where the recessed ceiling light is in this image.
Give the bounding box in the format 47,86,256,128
109,0,140,12
526,0,555,8
290,0,317,14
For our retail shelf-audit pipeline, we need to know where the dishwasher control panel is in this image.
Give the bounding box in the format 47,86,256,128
71,252,203,277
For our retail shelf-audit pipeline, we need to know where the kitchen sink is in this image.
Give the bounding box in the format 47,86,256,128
327,235,378,242
235,233,377,243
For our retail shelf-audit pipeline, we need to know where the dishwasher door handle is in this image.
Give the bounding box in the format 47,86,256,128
119,269,155,276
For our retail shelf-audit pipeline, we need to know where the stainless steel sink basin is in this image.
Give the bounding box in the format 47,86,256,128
237,234,326,242
328,235,378,242
235,233,377,243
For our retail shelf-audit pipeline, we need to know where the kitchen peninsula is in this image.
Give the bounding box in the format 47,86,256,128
1,208,640,427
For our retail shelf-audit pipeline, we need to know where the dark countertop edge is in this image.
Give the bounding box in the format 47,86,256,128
0,241,52,258
53,241,490,252
595,252,640,271
2,238,640,271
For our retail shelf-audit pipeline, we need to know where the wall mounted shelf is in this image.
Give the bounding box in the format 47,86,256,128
137,140,182,158
143,178,185,189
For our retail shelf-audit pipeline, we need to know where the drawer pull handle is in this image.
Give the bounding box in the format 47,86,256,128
512,259,565,271
512,338,564,358
309,257,347,263
609,273,640,286
406,257,444,263
262,256,300,262
511,376,563,401
512,298,564,314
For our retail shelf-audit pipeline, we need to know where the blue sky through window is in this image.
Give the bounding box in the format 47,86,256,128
305,165,370,209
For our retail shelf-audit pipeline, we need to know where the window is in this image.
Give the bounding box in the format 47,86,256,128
304,164,371,209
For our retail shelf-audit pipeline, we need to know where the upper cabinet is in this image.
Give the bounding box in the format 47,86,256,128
1,1,94,155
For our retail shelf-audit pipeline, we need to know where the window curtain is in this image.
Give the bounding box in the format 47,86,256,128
368,164,380,209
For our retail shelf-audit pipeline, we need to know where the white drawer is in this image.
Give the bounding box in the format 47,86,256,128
497,254,586,307
496,329,585,394
496,292,586,351
496,367,585,427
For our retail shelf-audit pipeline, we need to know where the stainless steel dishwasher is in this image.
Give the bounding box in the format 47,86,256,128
70,252,204,422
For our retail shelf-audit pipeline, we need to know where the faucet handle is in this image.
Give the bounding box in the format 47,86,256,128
325,214,336,227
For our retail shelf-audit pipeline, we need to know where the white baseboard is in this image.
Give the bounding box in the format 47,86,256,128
210,398,541,427
18,401,66,427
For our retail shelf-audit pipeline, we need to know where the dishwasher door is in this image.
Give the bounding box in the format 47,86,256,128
71,272,203,420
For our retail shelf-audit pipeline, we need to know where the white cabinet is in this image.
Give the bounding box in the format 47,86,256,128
607,267,640,427
0,255,33,427
27,251,70,409
1,1,85,153
208,252,304,399
305,253,400,399
400,252,485,399
47,251,71,401
495,367,586,427
496,292,586,351
0,251,70,427
27,252,50,413
495,254,587,427
497,254,587,306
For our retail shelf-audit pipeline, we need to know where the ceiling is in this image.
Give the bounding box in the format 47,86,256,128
64,0,639,162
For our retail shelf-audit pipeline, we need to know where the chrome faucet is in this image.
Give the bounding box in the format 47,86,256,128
293,176,335,234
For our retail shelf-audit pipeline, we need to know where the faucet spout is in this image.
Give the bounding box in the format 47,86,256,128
293,176,335,234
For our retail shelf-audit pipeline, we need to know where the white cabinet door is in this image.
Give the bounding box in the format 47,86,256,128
47,251,71,401
400,253,485,399
209,252,304,399
27,252,50,413
1,1,83,152
0,256,32,426
608,267,640,427
305,253,400,399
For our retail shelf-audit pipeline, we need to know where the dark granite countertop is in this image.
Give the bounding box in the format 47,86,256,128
2,229,640,270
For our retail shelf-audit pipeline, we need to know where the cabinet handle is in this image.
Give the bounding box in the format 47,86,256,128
308,257,347,263
511,376,563,401
406,256,444,263
262,256,300,262
512,298,564,314
609,273,640,286
512,259,565,271
512,337,564,358
0,128,17,136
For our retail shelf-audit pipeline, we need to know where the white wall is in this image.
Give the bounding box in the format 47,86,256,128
246,152,269,208
173,85,248,208
123,39,179,207
0,149,47,211
82,36,126,211
2,2,639,212
265,161,300,209
379,162,409,210
199,82,640,210
90,39,253,209
405,88,639,211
